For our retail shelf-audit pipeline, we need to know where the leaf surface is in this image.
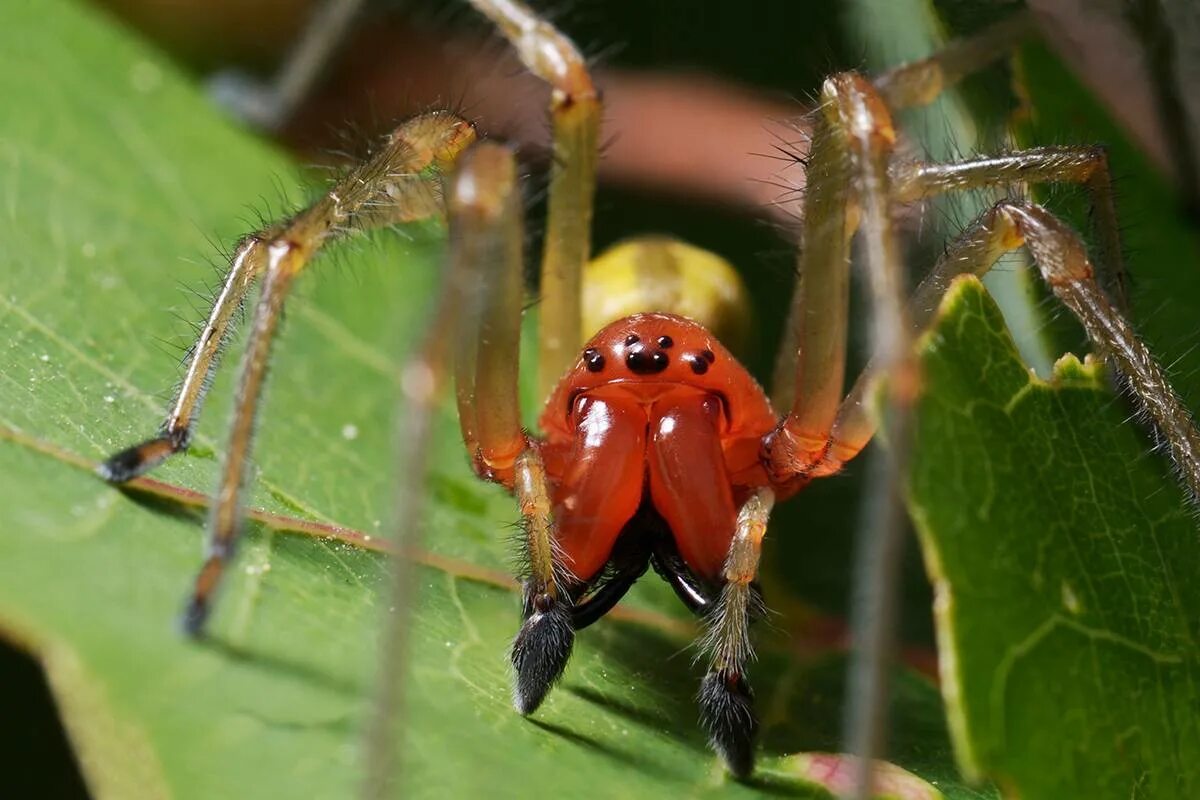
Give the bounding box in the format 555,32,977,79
908,278,1200,798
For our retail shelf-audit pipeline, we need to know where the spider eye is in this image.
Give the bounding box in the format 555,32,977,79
657,335,674,348
624,334,640,346
583,348,606,373
626,348,669,374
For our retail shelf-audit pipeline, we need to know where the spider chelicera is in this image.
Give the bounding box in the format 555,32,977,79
98,0,1200,778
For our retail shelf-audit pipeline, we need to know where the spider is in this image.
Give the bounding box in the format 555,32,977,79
97,0,1200,780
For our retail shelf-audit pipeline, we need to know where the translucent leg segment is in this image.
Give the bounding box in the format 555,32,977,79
362,142,494,800
768,74,912,480
768,98,858,436
211,0,368,130
443,141,575,714
871,11,1034,111
820,75,914,800
451,144,526,484
465,0,601,400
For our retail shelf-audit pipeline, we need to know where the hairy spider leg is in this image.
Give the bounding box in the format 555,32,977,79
892,146,1126,306
100,112,476,632
831,199,1200,497
796,196,1200,796
696,487,774,778
831,145,1131,459
466,0,601,399
768,9,1039,442
186,114,475,633
757,17,1036,793
816,75,917,797
99,112,473,484
96,235,266,482
444,142,581,714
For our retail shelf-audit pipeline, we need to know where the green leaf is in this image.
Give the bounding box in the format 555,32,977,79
0,1,978,798
849,1,1200,796
908,277,1200,798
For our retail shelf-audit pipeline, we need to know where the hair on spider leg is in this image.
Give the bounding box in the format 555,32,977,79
511,596,574,714
698,668,758,778
501,516,537,580
695,592,765,778
503,515,577,716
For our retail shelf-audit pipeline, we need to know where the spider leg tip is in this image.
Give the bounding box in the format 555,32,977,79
97,435,179,483
510,599,575,715
96,447,144,483
698,669,758,779
179,596,210,639
94,461,123,484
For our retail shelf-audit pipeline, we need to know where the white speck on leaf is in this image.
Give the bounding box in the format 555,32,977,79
1061,580,1082,614
341,423,359,440
130,60,162,93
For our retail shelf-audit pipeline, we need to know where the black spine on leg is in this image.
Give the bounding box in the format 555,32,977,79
510,592,575,715
698,668,758,779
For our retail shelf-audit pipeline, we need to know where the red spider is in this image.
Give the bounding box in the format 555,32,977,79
99,0,1200,781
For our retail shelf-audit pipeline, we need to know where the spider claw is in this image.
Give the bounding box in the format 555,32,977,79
698,668,758,779
510,598,574,714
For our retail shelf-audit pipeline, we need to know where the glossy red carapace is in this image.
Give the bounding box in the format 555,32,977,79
536,312,803,582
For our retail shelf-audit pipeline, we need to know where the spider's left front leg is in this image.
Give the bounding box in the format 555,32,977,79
696,488,775,778
447,143,575,715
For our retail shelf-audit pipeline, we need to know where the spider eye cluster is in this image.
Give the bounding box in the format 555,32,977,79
623,333,671,375
580,325,720,379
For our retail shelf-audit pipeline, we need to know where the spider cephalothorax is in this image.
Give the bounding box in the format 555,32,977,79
538,313,787,581
98,0,1200,780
